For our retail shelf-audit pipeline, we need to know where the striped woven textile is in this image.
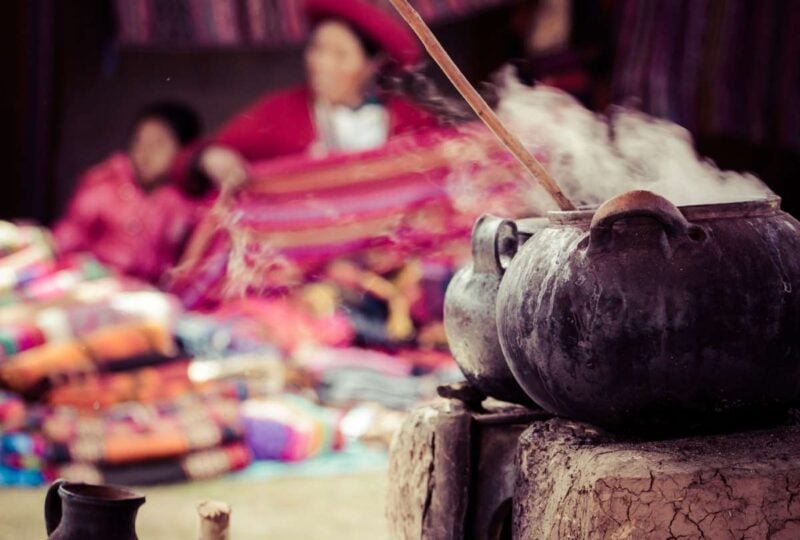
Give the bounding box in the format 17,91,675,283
167,126,541,309
114,0,516,48
612,0,800,150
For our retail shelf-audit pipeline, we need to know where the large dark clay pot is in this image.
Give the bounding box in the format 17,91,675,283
444,215,545,405
497,190,800,433
45,479,145,540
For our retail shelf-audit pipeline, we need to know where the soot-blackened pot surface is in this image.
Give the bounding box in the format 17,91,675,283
497,191,800,434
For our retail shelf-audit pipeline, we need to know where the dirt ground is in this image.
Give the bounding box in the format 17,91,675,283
0,471,388,539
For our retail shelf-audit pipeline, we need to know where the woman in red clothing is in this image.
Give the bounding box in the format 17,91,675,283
176,0,439,194
54,102,205,284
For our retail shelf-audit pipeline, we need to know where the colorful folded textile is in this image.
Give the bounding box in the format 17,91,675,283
0,324,46,358
0,391,254,473
176,297,352,356
0,223,55,287
44,353,278,411
0,321,177,396
294,345,452,375
57,398,242,465
15,255,109,303
339,402,407,449
187,353,286,394
0,288,182,360
0,432,49,467
58,442,252,485
241,395,344,462
0,431,58,487
302,348,463,410
0,222,52,259
397,349,457,375
294,347,415,379
45,359,194,409
0,391,29,431
0,464,53,486
316,369,442,410
291,346,462,410
0,252,110,307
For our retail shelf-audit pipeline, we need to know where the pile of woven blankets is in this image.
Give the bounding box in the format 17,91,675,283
0,221,461,486
0,125,544,486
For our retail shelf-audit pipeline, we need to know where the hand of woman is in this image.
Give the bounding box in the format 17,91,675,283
199,145,249,191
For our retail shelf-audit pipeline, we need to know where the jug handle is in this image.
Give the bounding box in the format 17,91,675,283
589,190,700,252
472,215,518,276
45,478,66,536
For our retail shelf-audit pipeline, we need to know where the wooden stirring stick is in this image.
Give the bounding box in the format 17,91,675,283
388,0,577,211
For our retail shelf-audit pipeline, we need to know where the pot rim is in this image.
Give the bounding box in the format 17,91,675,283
59,481,145,507
547,195,782,226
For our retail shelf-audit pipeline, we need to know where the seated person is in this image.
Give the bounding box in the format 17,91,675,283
165,0,451,310
53,101,204,285
173,0,439,194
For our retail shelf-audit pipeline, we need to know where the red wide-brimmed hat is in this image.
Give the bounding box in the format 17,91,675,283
304,0,422,67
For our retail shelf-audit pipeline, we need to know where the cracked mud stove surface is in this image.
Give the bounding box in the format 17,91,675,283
387,401,800,539
515,419,800,539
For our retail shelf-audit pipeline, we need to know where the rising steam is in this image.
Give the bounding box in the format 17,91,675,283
493,69,773,209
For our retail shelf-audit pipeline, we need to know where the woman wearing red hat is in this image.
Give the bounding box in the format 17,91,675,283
175,0,439,194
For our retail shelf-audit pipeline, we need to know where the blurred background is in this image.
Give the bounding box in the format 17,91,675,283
4,0,799,224
1,1,799,538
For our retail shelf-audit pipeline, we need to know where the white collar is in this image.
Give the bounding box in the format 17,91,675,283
312,100,390,154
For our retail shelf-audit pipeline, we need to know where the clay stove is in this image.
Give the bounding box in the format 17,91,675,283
387,191,800,539
387,389,800,539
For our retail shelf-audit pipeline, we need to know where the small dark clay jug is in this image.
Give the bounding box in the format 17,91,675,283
444,214,545,405
45,479,145,540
